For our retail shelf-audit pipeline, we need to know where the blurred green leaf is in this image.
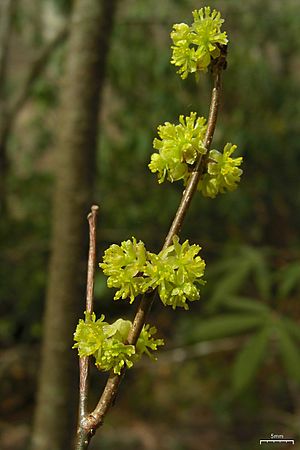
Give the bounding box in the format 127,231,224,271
208,247,271,309
281,317,300,342
232,325,271,393
222,295,271,313
209,261,252,308
244,247,271,301
182,314,267,343
276,323,300,383
277,262,300,299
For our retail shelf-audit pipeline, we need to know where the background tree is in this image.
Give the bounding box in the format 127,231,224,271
0,0,17,212
31,1,118,449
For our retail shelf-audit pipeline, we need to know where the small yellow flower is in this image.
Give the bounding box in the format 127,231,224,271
171,7,228,79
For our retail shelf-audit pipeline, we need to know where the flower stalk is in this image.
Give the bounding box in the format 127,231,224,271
75,55,226,450
76,205,99,450
74,7,241,449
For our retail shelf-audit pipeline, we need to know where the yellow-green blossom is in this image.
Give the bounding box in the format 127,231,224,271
99,237,149,302
95,338,135,375
171,7,228,79
73,312,106,357
198,143,243,198
145,236,206,310
73,315,164,375
136,325,164,359
100,236,206,309
149,112,207,184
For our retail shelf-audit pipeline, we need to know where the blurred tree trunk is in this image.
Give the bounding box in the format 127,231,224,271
0,0,16,214
30,1,118,450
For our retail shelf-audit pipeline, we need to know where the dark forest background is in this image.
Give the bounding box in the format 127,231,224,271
1,0,300,449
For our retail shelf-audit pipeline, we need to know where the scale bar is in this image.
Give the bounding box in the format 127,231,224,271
260,440,294,445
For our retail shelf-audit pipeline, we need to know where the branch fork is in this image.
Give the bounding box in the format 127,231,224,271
76,52,226,449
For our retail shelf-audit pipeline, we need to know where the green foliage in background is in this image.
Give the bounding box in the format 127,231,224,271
177,247,300,395
1,0,300,448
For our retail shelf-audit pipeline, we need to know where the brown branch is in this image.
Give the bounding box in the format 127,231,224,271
126,60,225,347
163,69,222,249
76,205,99,450
86,206,99,314
78,52,227,446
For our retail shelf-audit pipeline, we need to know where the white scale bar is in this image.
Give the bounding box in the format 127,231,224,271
260,440,294,445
